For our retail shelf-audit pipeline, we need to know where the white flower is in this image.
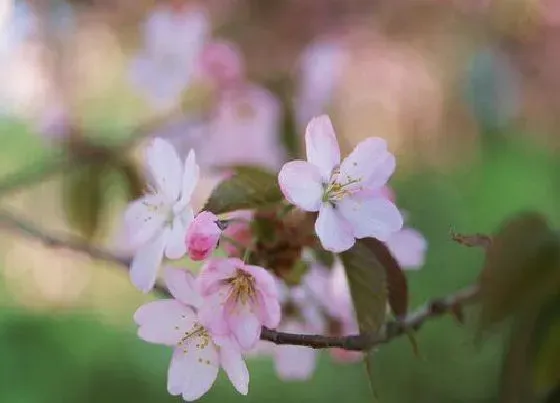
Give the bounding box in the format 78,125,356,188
122,138,199,292
278,115,403,253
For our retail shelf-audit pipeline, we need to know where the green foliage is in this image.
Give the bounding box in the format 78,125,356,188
479,212,560,329
204,166,283,214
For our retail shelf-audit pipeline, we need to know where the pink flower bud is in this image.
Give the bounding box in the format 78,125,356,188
185,211,221,261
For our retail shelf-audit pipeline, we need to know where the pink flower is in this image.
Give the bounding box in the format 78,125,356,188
197,40,245,90
385,228,427,270
134,267,249,401
120,138,199,292
185,211,221,261
278,115,403,252
273,321,318,380
197,258,281,350
196,85,285,171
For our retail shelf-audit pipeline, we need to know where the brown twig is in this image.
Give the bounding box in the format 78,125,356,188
0,208,480,351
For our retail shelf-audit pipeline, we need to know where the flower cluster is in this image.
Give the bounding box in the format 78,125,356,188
123,113,426,400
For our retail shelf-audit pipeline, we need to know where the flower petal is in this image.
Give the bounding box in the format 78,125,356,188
278,161,323,212
337,196,403,242
197,291,229,336
129,228,169,293
134,300,196,345
219,341,249,395
197,258,239,295
242,265,278,298
167,341,219,401
274,321,317,381
315,204,355,253
385,228,427,270
338,137,395,190
305,115,341,180
227,304,261,351
165,209,194,260
256,291,281,329
122,195,167,249
146,138,183,203
178,149,199,209
163,267,203,308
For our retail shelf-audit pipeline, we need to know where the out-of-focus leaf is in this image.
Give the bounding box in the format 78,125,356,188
479,212,560,329
499,310,540,403
450,303,466,325
203,166,283,214
283,260,309,287
370,239,408,318
533,322,560,393
363,352,379,402
451,230,492,249
62,163,105,240
116,158,145,201
544,385,560,403
340,238,388,335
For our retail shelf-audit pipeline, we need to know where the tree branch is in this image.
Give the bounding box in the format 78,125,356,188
0,208,480,351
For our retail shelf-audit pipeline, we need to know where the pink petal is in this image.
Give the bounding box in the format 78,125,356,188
305,115,341,180
167,342,219,401
129,228,169,293
163,267,203,308
134,300,195,345
197,292,229,336
227,304,261,351
256,291,281,329
315,204,355,253
197,258,239,295
242,264,278,298
385,228,427,270
337,196,403,242
338,138,395,190
146,138,183,203
219,342,250,396
330,349,363,363
278,161,324,212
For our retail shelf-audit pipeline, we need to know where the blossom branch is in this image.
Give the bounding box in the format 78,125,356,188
0,208,480,351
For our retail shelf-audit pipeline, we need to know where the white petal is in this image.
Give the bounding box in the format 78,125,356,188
163,267,203,308
315,204,355,253
134,300,196,345
146,138,183,203
130,228,169,293
338,138,395,190
165,209,194,260
337,196,403,242
122,195,167,249
278,161,323,212
305,115,341,180
178,149,199,208
167,341,219,401
227,305,261,351
219,343,249,395
385,228,427,270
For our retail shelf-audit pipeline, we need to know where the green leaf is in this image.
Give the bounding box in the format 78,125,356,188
115,158,145,201
203,166,283,214
369,239,408,318
533,322,560,393
62,163,105,240
340,238,388,334
479,212,560,329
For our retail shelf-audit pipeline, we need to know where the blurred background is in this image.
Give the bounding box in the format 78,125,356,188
1,0,560,402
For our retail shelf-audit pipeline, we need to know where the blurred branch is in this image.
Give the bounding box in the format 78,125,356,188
0,208,480,351
0,111,200,197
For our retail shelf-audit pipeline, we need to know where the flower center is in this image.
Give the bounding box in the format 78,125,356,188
322,168,362,203
228,269,256,305
177,322,212,356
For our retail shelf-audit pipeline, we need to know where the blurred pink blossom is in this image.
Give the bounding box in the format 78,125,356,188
129,5,209,112
386,228,427,270
197,258,281,350
196,40,245,90
120,139,199,292
185,211,221,261
278,115,403,252
134,267,248,401
197,84,285,171
222,210,253,257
